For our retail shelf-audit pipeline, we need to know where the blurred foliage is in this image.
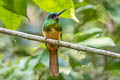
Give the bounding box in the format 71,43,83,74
0,0,120,80
3,0,27,17
33,0,79,22
0,7,21,30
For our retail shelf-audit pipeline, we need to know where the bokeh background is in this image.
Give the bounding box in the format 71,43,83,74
0,0,120,80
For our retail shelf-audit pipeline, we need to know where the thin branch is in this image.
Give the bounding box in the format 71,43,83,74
0,28,120,58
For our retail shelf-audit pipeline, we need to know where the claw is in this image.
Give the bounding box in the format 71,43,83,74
45,37,47,42
45,37,48,46
57,40,59,47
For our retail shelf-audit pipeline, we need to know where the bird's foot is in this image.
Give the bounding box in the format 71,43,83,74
45,37,48,45
57,40,60,47
45,37,47,42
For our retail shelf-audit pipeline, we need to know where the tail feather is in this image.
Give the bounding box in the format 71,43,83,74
49,49,59,76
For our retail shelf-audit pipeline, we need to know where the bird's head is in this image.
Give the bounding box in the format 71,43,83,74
45,9,67,24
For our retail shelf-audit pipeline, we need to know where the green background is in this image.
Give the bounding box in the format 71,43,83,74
0,0,120,80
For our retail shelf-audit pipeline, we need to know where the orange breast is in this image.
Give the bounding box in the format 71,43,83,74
43,28,61,40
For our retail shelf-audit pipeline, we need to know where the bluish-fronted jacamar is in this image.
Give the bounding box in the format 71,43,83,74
42,9,66,76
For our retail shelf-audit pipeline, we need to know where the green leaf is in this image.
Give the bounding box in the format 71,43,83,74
33,0,79,22
96,4,110,24
105,60,120,70
74,28,102,42
76,4,96,12
19,57,31,70
0,0,4,6
0,7,22,30
2,0,27,17
76,4,97,23
116,25,120,36
75,1,88,8
40,49,49,67
69,56,89,68
104,0,120,23
79,37,116,48
27,55,42,70
40,43,46,48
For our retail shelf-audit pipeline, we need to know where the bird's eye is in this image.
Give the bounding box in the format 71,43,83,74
52,15,56,18
51,15,54,18
48,14,56,19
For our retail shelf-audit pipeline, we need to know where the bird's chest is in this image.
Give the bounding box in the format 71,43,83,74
43,28,61,40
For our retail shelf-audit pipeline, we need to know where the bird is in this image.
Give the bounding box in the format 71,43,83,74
42,9,67,76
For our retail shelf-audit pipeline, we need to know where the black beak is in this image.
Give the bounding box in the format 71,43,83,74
56,9,67,16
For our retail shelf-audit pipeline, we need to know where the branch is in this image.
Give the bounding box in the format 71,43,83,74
0,28,120,58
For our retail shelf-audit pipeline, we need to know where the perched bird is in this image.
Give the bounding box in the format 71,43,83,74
42,9,66,76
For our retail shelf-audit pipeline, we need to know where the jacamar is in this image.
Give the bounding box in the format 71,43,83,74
42,9,67,76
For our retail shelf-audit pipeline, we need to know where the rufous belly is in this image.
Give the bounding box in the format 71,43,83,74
43,28,61,51
43,28,61,40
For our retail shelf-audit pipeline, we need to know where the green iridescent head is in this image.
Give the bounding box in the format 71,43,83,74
44,9,67,24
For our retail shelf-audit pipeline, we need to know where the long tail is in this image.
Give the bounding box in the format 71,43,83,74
49,49,59,76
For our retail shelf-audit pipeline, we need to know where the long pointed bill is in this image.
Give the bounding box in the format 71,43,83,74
56,9,67,16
